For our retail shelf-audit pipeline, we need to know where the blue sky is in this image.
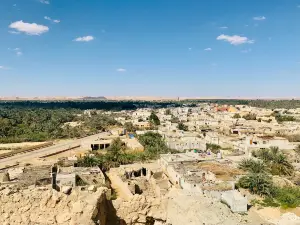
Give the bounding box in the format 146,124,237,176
1,0,300,98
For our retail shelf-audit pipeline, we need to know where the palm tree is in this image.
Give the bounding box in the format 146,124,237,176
255,148,272,161
239,158,268,174
270,146,280,158
238,173,273,196
106,138,126,163
271,153,294,176
77,156,100,167
254,147,294,176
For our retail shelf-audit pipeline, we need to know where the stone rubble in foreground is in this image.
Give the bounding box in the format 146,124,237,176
0,185,109,225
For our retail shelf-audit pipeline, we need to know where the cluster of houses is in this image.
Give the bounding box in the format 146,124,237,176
111,104,300,158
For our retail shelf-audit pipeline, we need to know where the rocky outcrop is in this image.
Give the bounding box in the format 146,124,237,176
0,185,109,225
112,194,168,225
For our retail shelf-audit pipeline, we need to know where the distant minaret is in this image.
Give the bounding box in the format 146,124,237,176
177,97,180,101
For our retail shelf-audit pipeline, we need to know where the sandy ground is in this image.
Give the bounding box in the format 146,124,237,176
281,208,300,217
166,188,271,225
255,207,300,225
256,207,282,221
0,142,46,149
0,150,13,154
44,148,89,160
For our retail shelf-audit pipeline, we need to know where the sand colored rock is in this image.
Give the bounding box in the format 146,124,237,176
0,185,109,225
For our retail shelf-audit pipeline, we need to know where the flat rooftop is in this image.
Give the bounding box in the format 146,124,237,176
160,152,215,163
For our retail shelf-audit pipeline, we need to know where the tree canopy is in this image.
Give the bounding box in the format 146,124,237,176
0,107,119,143
149,112,160,126
177,122,188,131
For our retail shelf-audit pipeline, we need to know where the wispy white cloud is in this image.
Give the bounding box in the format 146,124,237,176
15,48,23,56
74,36,94,42
116,68,126,72
241,48,252,53
8,30,20,34
9,20,49,35
204,48,212,51
0,66,10,70
216,34,254,45
8,48,23,56
253,16,266,21
39,0,50,4
44,16,60,23
219,26,228,29
188,47,192,51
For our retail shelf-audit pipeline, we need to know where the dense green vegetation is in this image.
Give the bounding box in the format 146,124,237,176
238,158,268,174
206,143,221,154
0,100,181,110
124,122,136,132
138,132,170,156
248,99,300,109
165,109,172,115
233,113,241,119
237,147,299,208
177,122,188,131
77,132,171,170
0,108,78,143
0,107,119,143
252,147,294,176
273,113,296,123
2,99,300,111
149,112,160,126
238,172,274,196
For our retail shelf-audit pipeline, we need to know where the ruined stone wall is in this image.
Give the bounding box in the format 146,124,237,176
0,185,109,225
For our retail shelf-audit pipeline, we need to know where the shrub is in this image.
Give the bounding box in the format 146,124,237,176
177,122,188,131
261,197,280,207
238,173,274,196
275,114,296,123
206,143,221,154
273,187,300,209
243,113,257,120
233,113,241,119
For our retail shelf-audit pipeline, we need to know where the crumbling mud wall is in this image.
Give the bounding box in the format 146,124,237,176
0,185,110,225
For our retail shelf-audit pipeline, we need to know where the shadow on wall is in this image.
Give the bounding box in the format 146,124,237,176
105,199,156,225
106,200,127,225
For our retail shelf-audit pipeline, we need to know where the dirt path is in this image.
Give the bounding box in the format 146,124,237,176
106,172,133,201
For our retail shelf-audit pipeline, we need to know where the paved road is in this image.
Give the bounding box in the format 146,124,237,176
0,132,109,169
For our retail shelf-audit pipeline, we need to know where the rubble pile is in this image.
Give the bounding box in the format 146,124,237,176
0,185,109,225
165,189,271,225
112,194,168,225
